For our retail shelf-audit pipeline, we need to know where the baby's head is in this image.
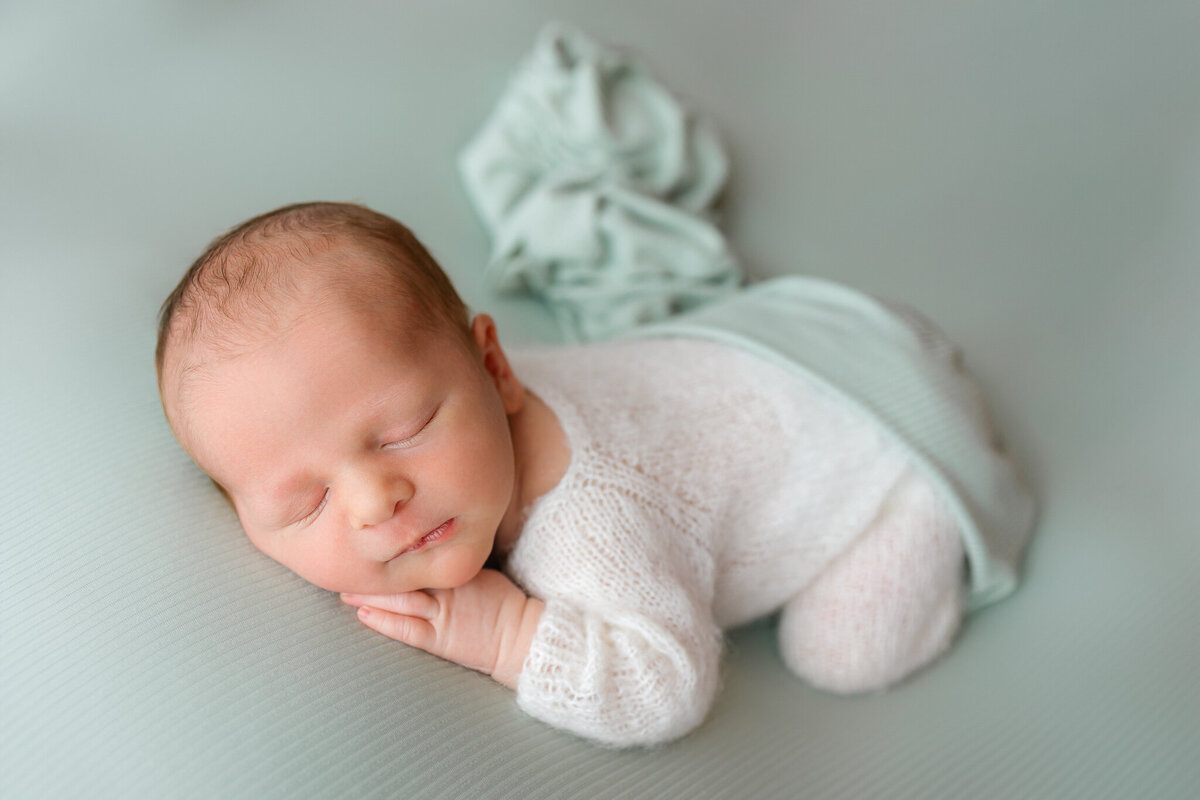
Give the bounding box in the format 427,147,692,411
157,202,527,594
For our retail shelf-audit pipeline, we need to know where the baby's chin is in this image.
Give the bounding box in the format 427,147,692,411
310,552,491,596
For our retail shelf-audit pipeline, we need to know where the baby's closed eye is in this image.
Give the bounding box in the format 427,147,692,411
290,489,329,528
381,405,440,450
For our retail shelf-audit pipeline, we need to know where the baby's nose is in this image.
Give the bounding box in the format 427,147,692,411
346,472,413,530
349,499,401,530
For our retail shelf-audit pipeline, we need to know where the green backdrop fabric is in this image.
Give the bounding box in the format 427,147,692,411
3,2,1199,798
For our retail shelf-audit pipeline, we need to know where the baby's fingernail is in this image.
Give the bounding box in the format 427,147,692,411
357,606,371,619
341,593,358,603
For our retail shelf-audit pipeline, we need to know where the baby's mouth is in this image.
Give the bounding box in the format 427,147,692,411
389,518,456,560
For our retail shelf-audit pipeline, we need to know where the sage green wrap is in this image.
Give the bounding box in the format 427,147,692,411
460,22,742,342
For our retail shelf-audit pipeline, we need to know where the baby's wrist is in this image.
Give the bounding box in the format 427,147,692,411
492,596,545,690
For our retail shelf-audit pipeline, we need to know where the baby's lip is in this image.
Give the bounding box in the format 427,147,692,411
388,518,455,561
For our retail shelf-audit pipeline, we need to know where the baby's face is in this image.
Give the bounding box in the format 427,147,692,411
179,298,521,595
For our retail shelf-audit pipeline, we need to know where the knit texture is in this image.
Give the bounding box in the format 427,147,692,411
504,338,960,746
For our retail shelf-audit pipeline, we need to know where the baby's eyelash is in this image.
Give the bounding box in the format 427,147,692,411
295,490,329,527
382,406,439,450
382,433,421,450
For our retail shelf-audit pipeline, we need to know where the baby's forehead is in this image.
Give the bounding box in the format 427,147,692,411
182,266,436,380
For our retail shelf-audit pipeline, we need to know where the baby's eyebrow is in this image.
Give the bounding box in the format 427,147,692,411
265,473,306,502
357,386,439,443
361,384,424,425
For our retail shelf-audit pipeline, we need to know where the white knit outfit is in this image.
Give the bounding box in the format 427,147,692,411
506,337,965,747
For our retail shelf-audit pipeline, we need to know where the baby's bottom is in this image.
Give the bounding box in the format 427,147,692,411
778,470,966,694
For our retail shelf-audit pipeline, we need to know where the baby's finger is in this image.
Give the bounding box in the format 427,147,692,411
356,606,437,651
341,591,438,619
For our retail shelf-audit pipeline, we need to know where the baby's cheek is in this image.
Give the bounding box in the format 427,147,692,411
239,525,275,559
244,527,326,588
473,420,516,493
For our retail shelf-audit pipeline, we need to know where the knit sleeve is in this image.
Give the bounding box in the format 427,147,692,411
507,461,724,748
516,593,722,747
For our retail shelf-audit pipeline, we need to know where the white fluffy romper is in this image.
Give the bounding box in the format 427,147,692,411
505,337,966,747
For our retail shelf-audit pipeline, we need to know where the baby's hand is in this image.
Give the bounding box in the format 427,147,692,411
341,569,544,689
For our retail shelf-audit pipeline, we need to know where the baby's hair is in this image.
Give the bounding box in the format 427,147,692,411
156,202,471,405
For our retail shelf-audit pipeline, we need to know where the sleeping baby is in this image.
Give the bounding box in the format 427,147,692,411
155,201,1031,747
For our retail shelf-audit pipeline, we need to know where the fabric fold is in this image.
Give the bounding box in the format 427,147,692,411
460,22,742,341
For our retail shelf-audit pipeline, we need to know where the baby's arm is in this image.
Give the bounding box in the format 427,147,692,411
341,569,544,689
343,567,721,747
514,593,722,747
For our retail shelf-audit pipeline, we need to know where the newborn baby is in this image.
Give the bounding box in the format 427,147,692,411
156,201,981,747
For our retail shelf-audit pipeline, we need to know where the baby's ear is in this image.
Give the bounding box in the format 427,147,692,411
470,314,524,414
